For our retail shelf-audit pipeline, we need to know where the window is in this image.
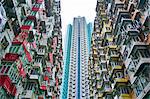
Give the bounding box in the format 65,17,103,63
116,71,124,78
138,49,150,58
1,36,9,50
106,27,110,30
119,87,130,94
134,79,143,96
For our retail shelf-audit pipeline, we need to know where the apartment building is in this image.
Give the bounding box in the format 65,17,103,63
0,0,63,98
89,0,150,99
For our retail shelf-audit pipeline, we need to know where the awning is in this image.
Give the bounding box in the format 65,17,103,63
3,53,19,61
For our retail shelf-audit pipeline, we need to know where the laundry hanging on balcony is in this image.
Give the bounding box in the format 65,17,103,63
0,3,7,32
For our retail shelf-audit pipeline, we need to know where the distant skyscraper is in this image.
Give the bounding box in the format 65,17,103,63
61,17,92,99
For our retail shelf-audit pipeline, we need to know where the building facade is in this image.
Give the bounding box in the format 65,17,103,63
89,0,150,99
61,17,92,99
0,0,63,98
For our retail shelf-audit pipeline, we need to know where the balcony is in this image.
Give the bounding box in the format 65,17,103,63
136,0,147,10
39,37,47,46
37,47,45,55
115,78,128,83
40,81,48,91
98,93,103,98
133,57,150,76
119,94,132,99
29,69,39,80
109,51,120,60
96,74,101,81
108,45,118,49
114,10,131,36
97,84,102,89
93,50,98,57
126,27,140,36
104,87,112,93
114,78,128,88
19,90,35,99
110,62,123,75
0,75,17,96
124,39,149,59
137,82,150,99
34,61,42,68
133,70,150,98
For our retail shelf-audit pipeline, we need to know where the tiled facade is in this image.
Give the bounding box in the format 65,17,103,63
0,0,63,98
89,0,150,99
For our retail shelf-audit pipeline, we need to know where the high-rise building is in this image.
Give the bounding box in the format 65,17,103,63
89,0,150,99
61,17,92,99
0,0,63,98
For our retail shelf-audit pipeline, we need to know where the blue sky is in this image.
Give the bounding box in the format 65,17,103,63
61,0,97,46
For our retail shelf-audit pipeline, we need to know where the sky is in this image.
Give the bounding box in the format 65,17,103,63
61,0,97,47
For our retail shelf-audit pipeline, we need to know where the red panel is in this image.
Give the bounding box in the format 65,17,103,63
12,40,22,45
36,0,43,3
3,53,19,61
27,16,36,21
44,76,49,81
32,7,40,11
11,85,17,96
21,25,31,30
40,85,47,90
0,75,17,96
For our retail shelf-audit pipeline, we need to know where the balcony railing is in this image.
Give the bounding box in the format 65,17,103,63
124,39,148,59
137,82,150,99
37,48,45,55
19,90,35,99
133,57,150,76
